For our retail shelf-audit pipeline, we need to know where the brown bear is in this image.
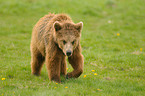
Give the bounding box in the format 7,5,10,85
30,13,84,83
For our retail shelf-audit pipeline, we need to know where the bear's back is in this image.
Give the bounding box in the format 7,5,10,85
37,13,55,40
36,13,72,40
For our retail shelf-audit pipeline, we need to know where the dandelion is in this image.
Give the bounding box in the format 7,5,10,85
97,89,102,91
94,73,98,75
54,87,57,89
108,20,112,24
91,70,95,72
83,75,86,78
117,33,120,36
55,83,58,85
140,48,142,52
1,78,5,80
65,86,68,88
67,68,68,70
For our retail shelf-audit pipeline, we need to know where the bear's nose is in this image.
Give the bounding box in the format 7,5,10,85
66,50,72,56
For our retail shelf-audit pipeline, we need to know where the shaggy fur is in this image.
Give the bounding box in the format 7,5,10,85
30,13,84,83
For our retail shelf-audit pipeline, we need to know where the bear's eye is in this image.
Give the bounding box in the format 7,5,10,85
72,41,75,45
63,40,66,45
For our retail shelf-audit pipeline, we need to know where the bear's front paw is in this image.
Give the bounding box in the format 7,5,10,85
52,79,61,83
51,76,61,83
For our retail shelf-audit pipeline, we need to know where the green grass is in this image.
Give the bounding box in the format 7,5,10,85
0,0,145,96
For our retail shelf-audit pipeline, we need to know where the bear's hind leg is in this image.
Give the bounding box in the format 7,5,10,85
31,49,45,76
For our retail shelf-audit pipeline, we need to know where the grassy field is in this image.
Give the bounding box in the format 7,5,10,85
0,0,145,95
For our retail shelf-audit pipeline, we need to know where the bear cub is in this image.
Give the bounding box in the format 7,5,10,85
30,13,84,83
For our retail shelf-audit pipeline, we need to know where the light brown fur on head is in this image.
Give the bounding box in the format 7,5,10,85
53,21,83,56
30,13,84,83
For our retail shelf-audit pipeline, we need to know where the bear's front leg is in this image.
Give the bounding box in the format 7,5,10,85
60,56,67,76
67,52,84,79
46,55,61,83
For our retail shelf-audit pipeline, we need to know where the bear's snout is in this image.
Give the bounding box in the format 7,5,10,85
66,50,72,57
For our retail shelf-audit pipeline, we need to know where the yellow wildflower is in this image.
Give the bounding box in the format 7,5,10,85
91,70,95,72
54,87,57,89
94,73,98,75
97,89,102,91
67,68,68,70
55,83,58,85
140,48,142,52
65,86,68,88
2,78,5,80
83,75,86,78
117,33,120,36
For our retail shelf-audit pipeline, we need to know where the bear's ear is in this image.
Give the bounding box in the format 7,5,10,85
54,21,62,31
75,22,83,32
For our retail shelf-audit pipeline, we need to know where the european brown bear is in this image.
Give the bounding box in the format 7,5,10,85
30,13,84,83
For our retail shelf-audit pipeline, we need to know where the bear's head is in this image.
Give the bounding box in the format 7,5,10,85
53,21,83,57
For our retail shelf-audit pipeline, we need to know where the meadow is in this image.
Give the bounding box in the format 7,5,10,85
0,0,145,96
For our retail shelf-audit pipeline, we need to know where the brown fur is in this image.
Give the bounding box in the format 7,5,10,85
30,13,84,83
